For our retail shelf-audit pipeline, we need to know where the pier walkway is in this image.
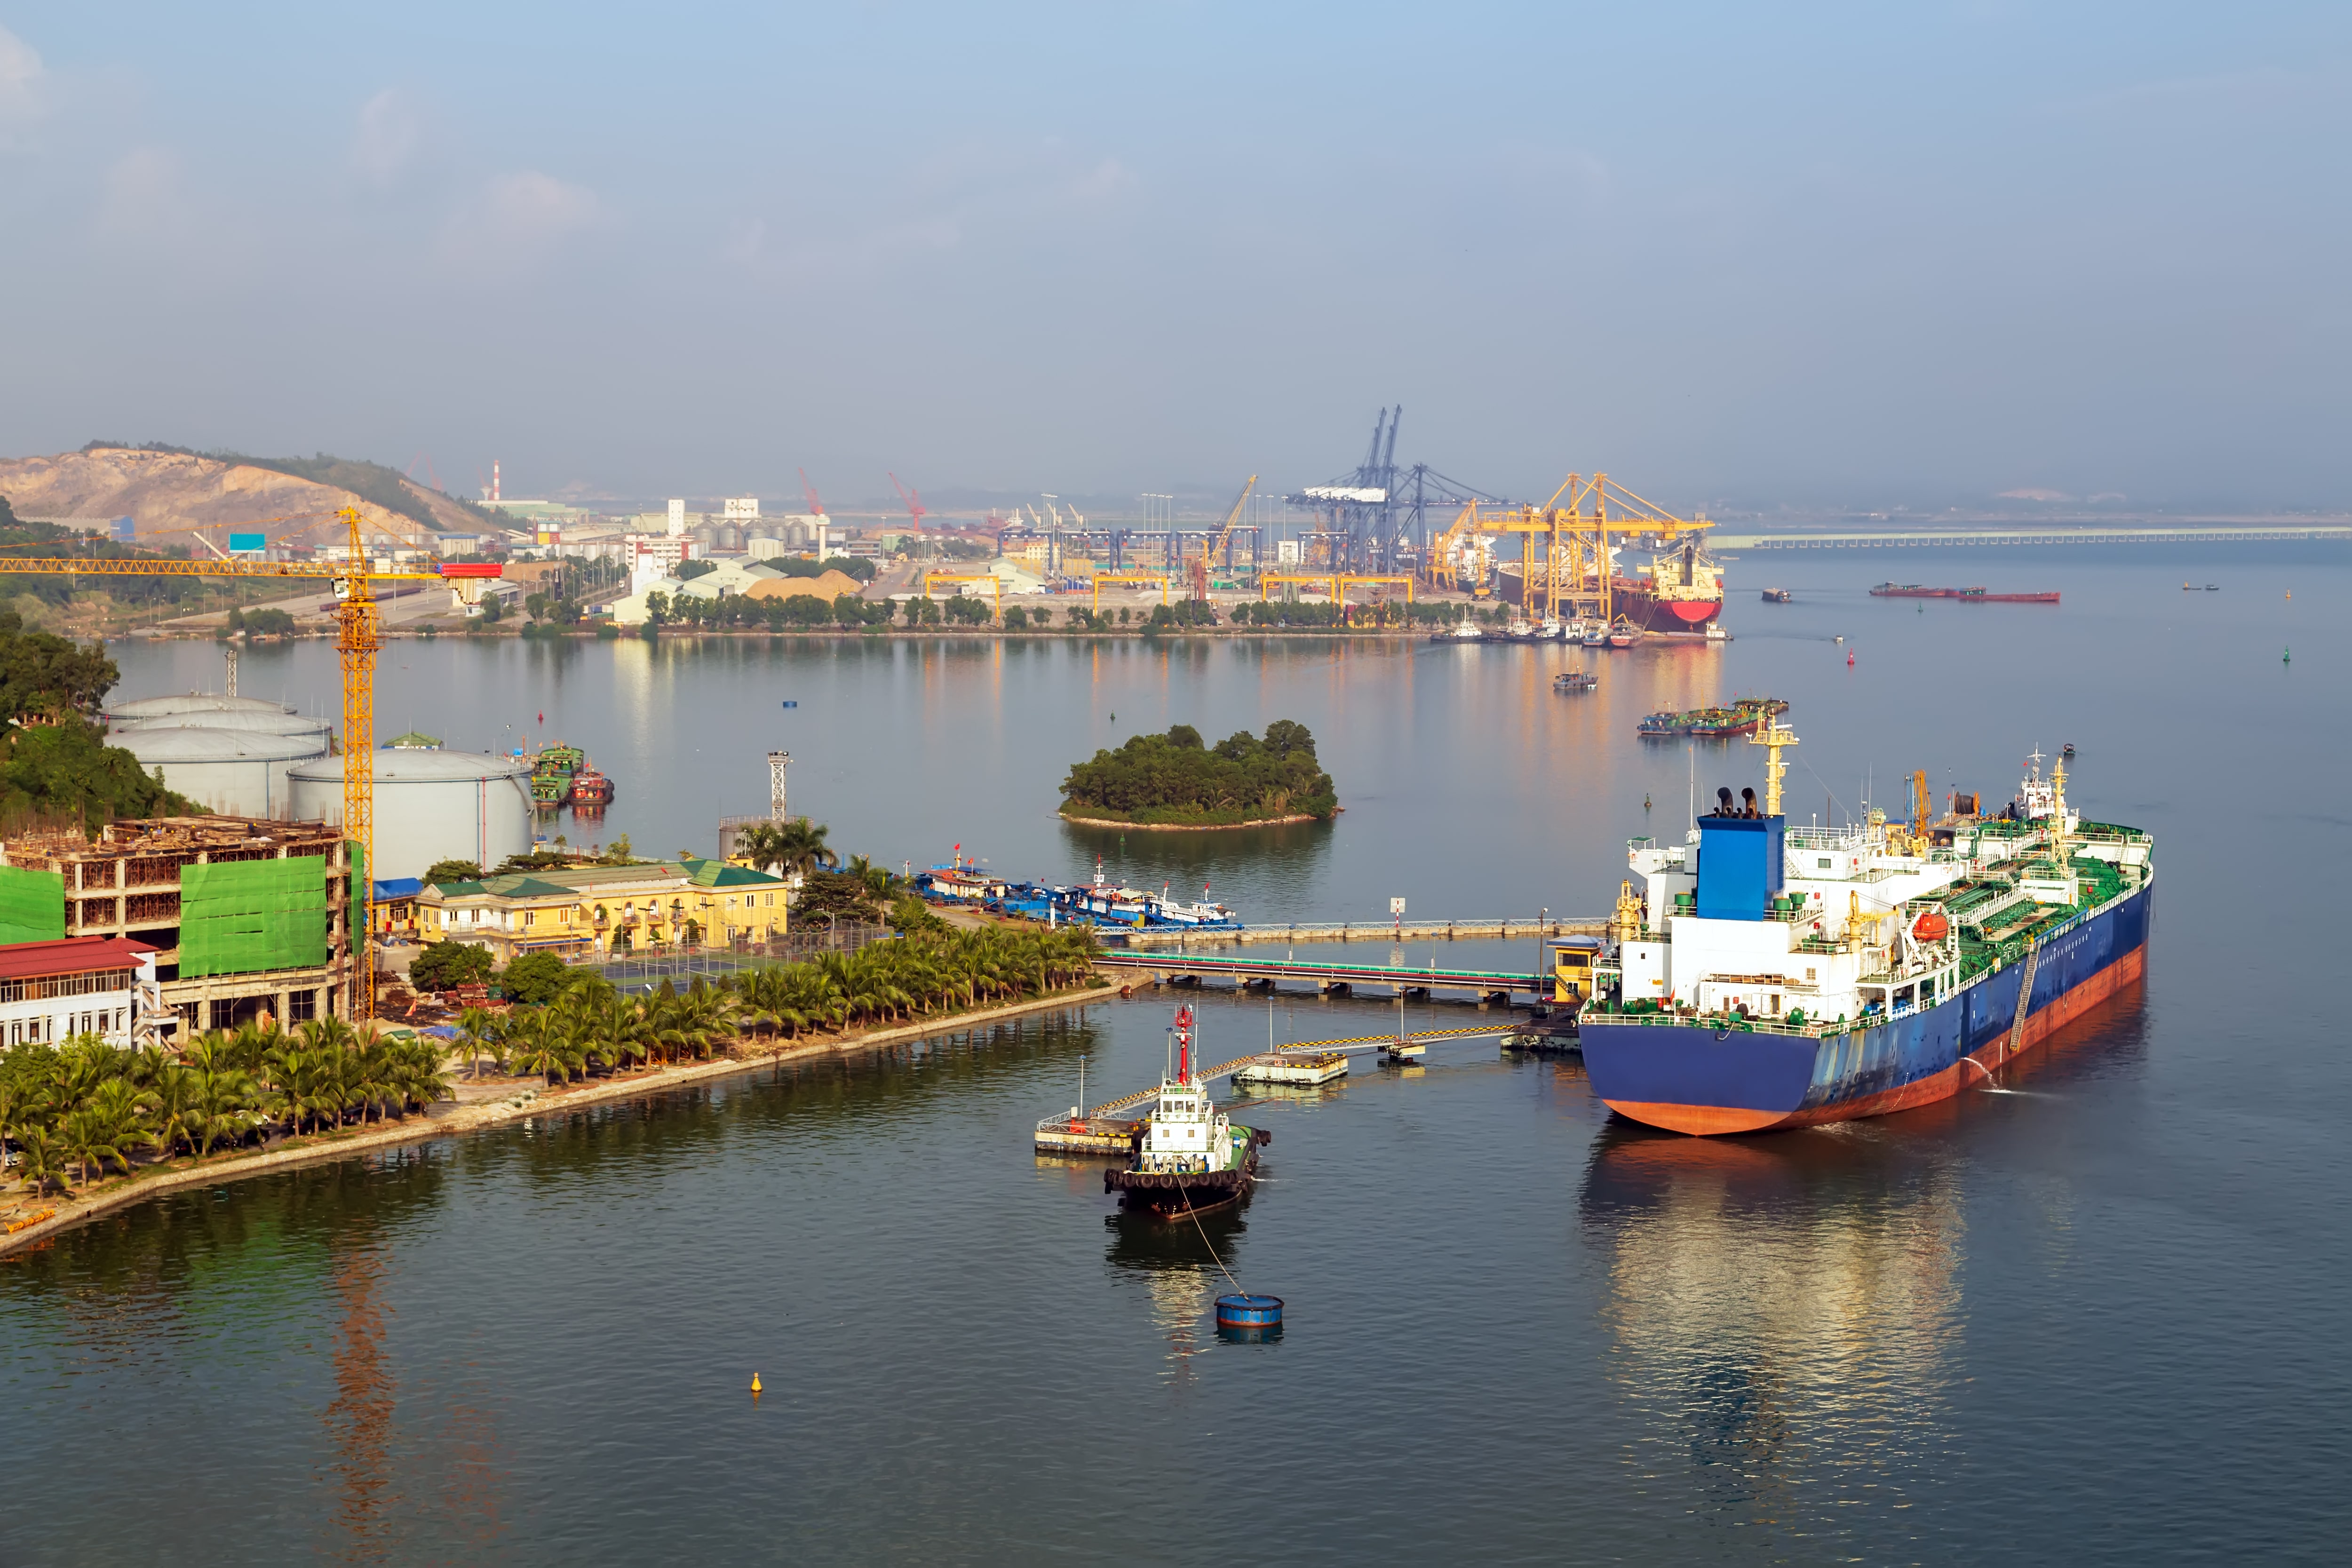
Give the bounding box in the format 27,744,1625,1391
1110,916,1605,951
1082,1027,1523,1116
1096,949,1546,1004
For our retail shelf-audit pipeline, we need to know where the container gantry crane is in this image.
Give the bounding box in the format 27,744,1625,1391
1,504,464,1023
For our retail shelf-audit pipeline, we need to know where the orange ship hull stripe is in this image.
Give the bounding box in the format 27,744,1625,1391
1601,943,2146,1136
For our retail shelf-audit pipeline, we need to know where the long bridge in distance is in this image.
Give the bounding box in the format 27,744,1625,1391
1710,523,2352,550
1094,949,1547,1006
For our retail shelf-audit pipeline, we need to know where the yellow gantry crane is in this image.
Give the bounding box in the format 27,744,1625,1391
1422,474,1715,621
1,505,461,1022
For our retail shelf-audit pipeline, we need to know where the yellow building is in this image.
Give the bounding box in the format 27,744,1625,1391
418,858,789,961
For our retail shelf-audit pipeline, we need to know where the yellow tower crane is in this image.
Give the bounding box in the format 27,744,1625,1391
0,505,456,1022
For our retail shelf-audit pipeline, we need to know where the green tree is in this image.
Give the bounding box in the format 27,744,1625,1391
422,859,483,885
410,940,495,991
499,951,571,1006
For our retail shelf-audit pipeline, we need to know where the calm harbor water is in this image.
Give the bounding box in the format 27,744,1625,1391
5,545,2348,1563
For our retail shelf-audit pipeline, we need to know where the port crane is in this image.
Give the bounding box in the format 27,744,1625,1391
1422,474,1714,621
1191,475,1258,600
0,505,469,1023
890,472,927,557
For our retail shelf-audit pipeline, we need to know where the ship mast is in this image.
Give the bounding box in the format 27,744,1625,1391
1748,716,1798,817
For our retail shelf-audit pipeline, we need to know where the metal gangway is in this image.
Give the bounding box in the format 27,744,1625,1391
1081,1025,1523,1117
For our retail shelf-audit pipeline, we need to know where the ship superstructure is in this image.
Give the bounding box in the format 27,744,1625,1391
1105,1005,1266,1214
1579,725,2153,1134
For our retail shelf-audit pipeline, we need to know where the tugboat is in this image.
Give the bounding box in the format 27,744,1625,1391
1104,1006,1268,1217
1554,670,1598,693
1605,617,1640,648
569,766,614,807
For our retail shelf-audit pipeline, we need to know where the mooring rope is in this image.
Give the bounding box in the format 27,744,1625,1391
1170,1170,1245,1295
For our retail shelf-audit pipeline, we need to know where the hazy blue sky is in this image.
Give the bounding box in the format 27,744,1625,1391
3,3,2347,514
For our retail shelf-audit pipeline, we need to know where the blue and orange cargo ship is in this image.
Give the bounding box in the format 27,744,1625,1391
1576,724,2151,1135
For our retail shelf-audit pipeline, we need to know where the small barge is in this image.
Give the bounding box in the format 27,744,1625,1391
1871,583,2060,605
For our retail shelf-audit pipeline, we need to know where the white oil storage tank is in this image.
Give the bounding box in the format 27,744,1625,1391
286,750,532,882
115,726,326,819
113,709,332,743
105,693,309,724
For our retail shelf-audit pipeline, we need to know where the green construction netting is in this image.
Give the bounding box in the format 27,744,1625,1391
0,865,66,946
180,856,329,978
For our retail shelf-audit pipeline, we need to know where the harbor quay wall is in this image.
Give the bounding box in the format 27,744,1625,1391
0,981,1112,1262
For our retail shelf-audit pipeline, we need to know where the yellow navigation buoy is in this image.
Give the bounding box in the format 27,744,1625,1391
750,1373,763,1395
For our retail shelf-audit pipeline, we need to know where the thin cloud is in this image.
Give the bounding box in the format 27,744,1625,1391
0,24,46,147
96,146,193,239
352,88,426,185
436,170,604,280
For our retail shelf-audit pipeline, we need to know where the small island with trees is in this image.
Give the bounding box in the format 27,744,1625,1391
1058,720,1339,828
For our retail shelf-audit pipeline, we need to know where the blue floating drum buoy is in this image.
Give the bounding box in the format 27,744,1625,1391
1216,1293,1284,1331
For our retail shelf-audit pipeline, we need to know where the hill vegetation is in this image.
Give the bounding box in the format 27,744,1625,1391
81,441,502,534
1058,720,1338,827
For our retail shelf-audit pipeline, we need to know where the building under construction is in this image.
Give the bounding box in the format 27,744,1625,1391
0,816,356,1038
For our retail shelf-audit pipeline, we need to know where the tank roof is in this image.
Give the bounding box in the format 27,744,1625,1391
287,749,530,784
104,693,300,720
114,710,331,739
115,726,325,763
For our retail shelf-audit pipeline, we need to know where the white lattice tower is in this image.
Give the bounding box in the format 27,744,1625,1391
768,750,789,820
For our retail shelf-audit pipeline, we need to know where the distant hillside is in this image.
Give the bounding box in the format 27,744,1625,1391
0,445,508,554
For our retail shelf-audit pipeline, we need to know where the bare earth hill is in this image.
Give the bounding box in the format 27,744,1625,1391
0,447,482,552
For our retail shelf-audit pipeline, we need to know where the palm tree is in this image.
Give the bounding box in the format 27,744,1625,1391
259,1044,310,1134
190,1067,254,1157
11,1127,68,1199
147,1065,201,1159
456,1006,506,1078
737,817,838,876
62,1106,132,1189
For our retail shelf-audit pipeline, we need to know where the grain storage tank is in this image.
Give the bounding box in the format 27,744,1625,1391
104,693,308,724
115,726,326,819
286,749,532,881
112,709,332,743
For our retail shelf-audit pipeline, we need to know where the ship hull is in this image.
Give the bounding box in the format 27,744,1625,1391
1495,569,1723,635
1581,884,2150,1135
1104,1130,1266,1213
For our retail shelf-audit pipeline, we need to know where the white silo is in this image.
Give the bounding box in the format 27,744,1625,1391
113,709,332,743
115,726,327,819
286,750,532,881
104,693,308,724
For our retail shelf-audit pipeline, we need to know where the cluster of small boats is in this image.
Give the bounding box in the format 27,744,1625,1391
1638,696,1789,740
525,742,615,812
917,856,1241,930
1431,614,1645,647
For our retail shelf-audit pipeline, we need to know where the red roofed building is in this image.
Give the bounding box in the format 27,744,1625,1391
0,936,160,1049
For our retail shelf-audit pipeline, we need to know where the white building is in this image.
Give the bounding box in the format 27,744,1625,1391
0,937,159,1048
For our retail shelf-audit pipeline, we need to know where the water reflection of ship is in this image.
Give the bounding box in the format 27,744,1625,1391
1575,1121,1967,1526
1106,1206,1252,1385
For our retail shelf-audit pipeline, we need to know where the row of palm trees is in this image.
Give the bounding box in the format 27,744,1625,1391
0,924,1101,1199
459,925,1103,1084
0,1021,452,1199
